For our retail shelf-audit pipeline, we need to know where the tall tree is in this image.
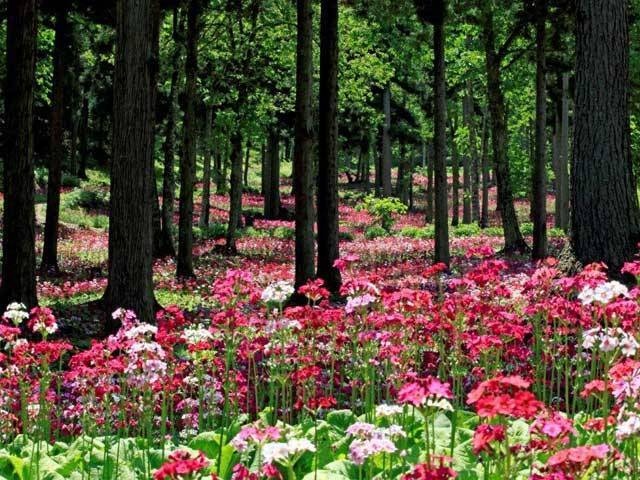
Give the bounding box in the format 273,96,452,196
559,73,570,232
177,0,200,277
480,110,490,228
293,0,315,289
103,0,159,326
317,0,342,293
415,0,449,264
571,0,640,272
450,118,460,226
381,85,393,197
41,4,70,274
264,127,280,219
531,0,548,259
0,0,38,311
199,105,214,227
479,2,528,253
158,8,183,258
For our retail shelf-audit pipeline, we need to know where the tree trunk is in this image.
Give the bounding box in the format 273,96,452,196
177,0,200,278
103,0,158,326
264,127,281,219
260,141,267,196
294,0,315,289
316,0,341,292
0,0,38,311
571,0,640,273
433,21,450,265
42,7,69,274
481,3,527,253
462,101,472,225
243,140,251,187
199,105,213,227
425,143,434,224
78,96,89,179
553,110,561,228
480,110,490,228
158,8,182,258
381,85,393,197
559,73,570,232
396,144,411,206
532,0,548,259
226,131,243,252
467,80,480,223
450,118,460,227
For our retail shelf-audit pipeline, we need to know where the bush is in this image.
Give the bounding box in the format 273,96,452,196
339,230,355,242
357,195,408,233
482,226,504,237
194,223,227,240
365,225,388,239
63,188,110,211
62,173,81,188
520,222,534,236
398,226,435,239
272,226,295,240
453,223,481,237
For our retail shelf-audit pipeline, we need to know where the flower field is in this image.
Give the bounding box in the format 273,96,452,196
3,228,640,479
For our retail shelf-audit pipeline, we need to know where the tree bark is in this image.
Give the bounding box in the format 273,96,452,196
0,0,38,311
78,95,89,179
177,0,200,277
532,0,548,259
433,20,450,265
559,73,570,232
480,110,490,228
243,140,251,187
450,118,460,226
316,0,341,292
199,105,213,227
158,8,182,258
42,6,70,274
264,127,281,219
381,85,393,197
294,0,315,289
425,143,434,224
571,0,640,273
553,110,561,228
103,0,158,326
226,131,244,252
480,2,528,253
466,80,481,223
462,100,472,225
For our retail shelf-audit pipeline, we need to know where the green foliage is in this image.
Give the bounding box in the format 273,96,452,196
365,225,389,239
62,188,110,211
357,195,408,233
194,223,228,240
399,225,435,239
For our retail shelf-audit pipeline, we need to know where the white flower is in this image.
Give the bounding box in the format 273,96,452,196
616,414,640,440
599,334,619,352
182,326,214,345
261,438,315,465
345,294,377,314
2,302,29,326
261,281,294,304
375,404,403,418
426,398,454,411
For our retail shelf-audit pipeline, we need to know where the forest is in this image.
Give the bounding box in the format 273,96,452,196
1,0,640,478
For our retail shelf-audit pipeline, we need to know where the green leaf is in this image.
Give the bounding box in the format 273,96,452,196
325,410,357,432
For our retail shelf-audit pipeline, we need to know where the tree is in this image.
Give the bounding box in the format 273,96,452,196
531,0,547,259
42,4,70,274
103,0,159,326
0,0,39,311
480,110,490,228
381,85,393,197
317,0,342,293
264,127,281,219
293,0,315,290
479,1,528,253
177,0,200,277
450,117,460,226
199,105,214,227
571,0,640,273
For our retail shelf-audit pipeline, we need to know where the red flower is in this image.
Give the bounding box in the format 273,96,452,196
154,450,209,480
472,424,506,455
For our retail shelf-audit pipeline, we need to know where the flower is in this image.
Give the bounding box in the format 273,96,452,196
261,281,295,304
2,302,29,326
153,450,209,480
27,307,57,336
472,424,505,454
376,404,404,417
261,438,315,465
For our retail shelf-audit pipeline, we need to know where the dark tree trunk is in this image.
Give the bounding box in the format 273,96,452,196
243,140,251,187
150,2,163,259
480,110,490,228
553,111,561,227
559,73,570,232
381,85,393,197
462,99,472,225
571,0,640,272
450,118,460,227
226,131,244,252
532,0,548,260
158,8,182,258
103,0,158,326
433,20,450,265
260,141,267,196
215,137,226,194
42,7,70,275
467,80,480,223
294,0,315,289
177,0,200,278
396,145,411,206
481,3,528,253
425,143,434,224
0,0,38,311
316,0,341,292
199,105,213,228
264,127,280,219
78,96,89,179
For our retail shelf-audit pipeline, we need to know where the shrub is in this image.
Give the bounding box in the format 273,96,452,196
61,173,81,188
453,223,481,237
194,223,227,240
398,226,435,239
365,225,388,239
272,226,295,240
63,188,110,211
357,195,408,233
